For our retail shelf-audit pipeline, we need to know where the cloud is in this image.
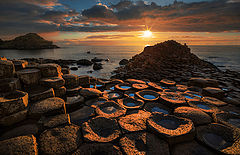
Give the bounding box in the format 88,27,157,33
0,0,239,38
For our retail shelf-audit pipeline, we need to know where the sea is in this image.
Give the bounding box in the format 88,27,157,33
0,45,239,79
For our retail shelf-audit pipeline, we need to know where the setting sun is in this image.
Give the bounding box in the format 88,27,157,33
142,30,152,38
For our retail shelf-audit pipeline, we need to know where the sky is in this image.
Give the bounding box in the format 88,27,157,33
0,0,239,46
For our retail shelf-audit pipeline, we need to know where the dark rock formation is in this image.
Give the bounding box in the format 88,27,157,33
0,33,59,50
113,40,219,82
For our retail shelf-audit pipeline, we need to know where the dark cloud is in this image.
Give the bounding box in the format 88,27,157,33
82,4,115,19
0,0,239,37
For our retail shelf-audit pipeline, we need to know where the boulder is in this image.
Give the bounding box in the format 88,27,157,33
93,63,103,70
0,78,21,93
77,59,93,66
174,107,212,126
39,125,82,155
38,63,62,77
0,90,28,117
0,60,15,78
82,116,121,142
0,135,38,155
16,69,41,85
0,124,38,140
119,132,170,155
62,74,79,88
0,109,28,126
29,97,66,118
39,77,65,89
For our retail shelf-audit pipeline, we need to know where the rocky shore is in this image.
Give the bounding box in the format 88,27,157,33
0,41,240,155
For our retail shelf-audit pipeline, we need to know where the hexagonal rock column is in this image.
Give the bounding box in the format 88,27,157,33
96,101,126,118
79,75,90,87
82,116,121,142
12,60,28,71
54,86,66,98
188,78,219,88
29,97,66,119
0,60,15,78
202,96,227,107
40,114,71,129
0,124,38,141
79,88,102,99
61,68,70,74
69,106,95,126
66,86,82,97
118,97,144,110
126,79,146,84
188,101,219,115
73,143,122,155
160,92,187,107
144,102,171,115
0,135,38,155
26,86,54,102
196,123,240,154
148,82,164,92
202,87,225,99
38,63,62,77
16,69,41,86
0,90,28,117
0,109,28,126
118,110,151,133
135,90,160,102
66,95,84,111
115,83,132,91
39,77,65,89
174,107,212,126
160,79,176,87
147,113,195,144
39,125,82,155
62,74,79,89
213,112,240,129
119,132,170,155
172,140,215,155
85,97,108,108
132,83,149,90
0,78,21,93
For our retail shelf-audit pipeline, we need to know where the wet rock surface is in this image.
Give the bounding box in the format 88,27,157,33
0,41,240,154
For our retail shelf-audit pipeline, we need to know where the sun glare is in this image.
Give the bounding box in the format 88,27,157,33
142,30,152,38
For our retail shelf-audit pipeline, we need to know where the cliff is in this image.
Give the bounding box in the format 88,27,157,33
0,33,59,50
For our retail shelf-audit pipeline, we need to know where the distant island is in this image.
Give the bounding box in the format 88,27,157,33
0,33,59,50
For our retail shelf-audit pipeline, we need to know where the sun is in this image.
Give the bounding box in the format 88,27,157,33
142,30,152,38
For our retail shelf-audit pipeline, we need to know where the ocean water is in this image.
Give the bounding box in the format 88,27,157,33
0,45,239,79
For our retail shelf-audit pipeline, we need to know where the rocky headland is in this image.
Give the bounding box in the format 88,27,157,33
0,33,59,50
0,40,239,155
